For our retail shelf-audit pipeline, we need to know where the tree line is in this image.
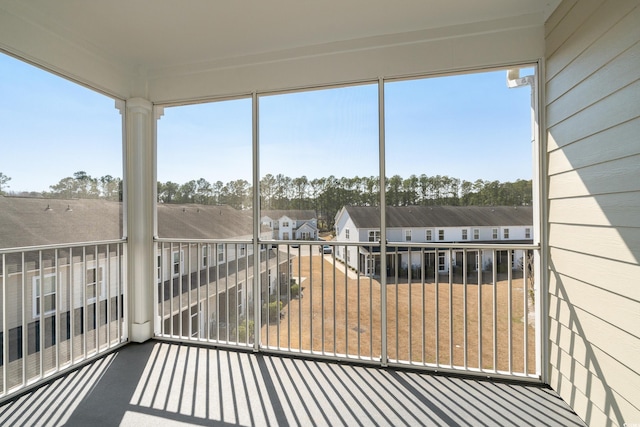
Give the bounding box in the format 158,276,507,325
1,171,531,231
1,171,122,201
158,174,532,230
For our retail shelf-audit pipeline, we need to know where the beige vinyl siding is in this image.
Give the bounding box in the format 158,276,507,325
545,0,640,425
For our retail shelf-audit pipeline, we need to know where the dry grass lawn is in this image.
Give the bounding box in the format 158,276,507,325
262,254,536,375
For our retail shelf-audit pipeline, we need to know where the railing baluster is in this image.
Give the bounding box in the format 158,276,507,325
170,243,175,339
332,246,336,356
188,243,192,340
206,244,210,343
369,249,373,359
321,244,325,355
508,249,513,375
523,250,529,375
69,248,75,364
246,244,250,346
264,245,269,348
194,243,204,341
95,244,100,355
463,249,467,370
159,243,164,337
215,243,220,342
309,245,313,353
408,246,412,363
421,247,425,365
106,245,111,347
224,243,229,343
492,249,498,372
357,246,361,359
118,244,122,342
434,248,439,368
287,245,292,351
276,246,281,349
448,248,453,368
55,248,60,370
477,250,482,371
345,244,348,357
298,245,302,353
39,250,44,377
2,253,7,394
395,249,399,362
235,243,240,345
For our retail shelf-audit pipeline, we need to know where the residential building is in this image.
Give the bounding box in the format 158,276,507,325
260,210,318,241
0,197,289,373
334,205,533,277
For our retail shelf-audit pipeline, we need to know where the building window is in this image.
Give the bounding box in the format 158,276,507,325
492,228,498,239
238,282,245,316
218,244,225,263
202,245,209,268
504,228,509,239
173,250,183,277
190,304,199,338
346,250,351,263
426,229,432,241
473,229,479,240
345,228,350,239
86,266,105,303
405,230,412,241
33,273,56,318
368,230,380,242
282,221,289,227
438,230,444,241
438,252,446,272
461,229,468,240
525,228,531,239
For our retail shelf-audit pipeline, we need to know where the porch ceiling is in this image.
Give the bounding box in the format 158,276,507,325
0,0,559,100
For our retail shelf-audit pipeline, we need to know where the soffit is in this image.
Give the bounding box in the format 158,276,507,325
2,0,560,79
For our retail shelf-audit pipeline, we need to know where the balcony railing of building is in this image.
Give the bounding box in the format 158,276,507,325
0,240,127,400
154,240,540,382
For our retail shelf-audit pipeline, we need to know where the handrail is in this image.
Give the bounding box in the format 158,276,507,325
155,238,539,251
0,238,127,254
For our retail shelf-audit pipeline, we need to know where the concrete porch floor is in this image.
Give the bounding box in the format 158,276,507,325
0,341,585,426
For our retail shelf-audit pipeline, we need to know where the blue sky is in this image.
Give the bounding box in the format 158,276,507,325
1,51,533,193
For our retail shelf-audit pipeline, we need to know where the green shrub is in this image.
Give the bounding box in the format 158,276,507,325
262,300,283,323
238,319,255,342
290,284,300,298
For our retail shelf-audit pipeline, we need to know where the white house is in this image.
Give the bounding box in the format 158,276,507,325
261,210,318,241
334,205,533,278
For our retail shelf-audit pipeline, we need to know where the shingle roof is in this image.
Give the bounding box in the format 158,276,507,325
342,205,533,228
0,197,265,249
158,203,256,240
261,210,317,221
0,197,122,248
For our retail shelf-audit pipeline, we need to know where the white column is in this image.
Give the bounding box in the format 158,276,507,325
125,97,154,342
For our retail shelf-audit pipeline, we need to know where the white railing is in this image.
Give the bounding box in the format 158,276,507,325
154,239,540,381
0,240,128,399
